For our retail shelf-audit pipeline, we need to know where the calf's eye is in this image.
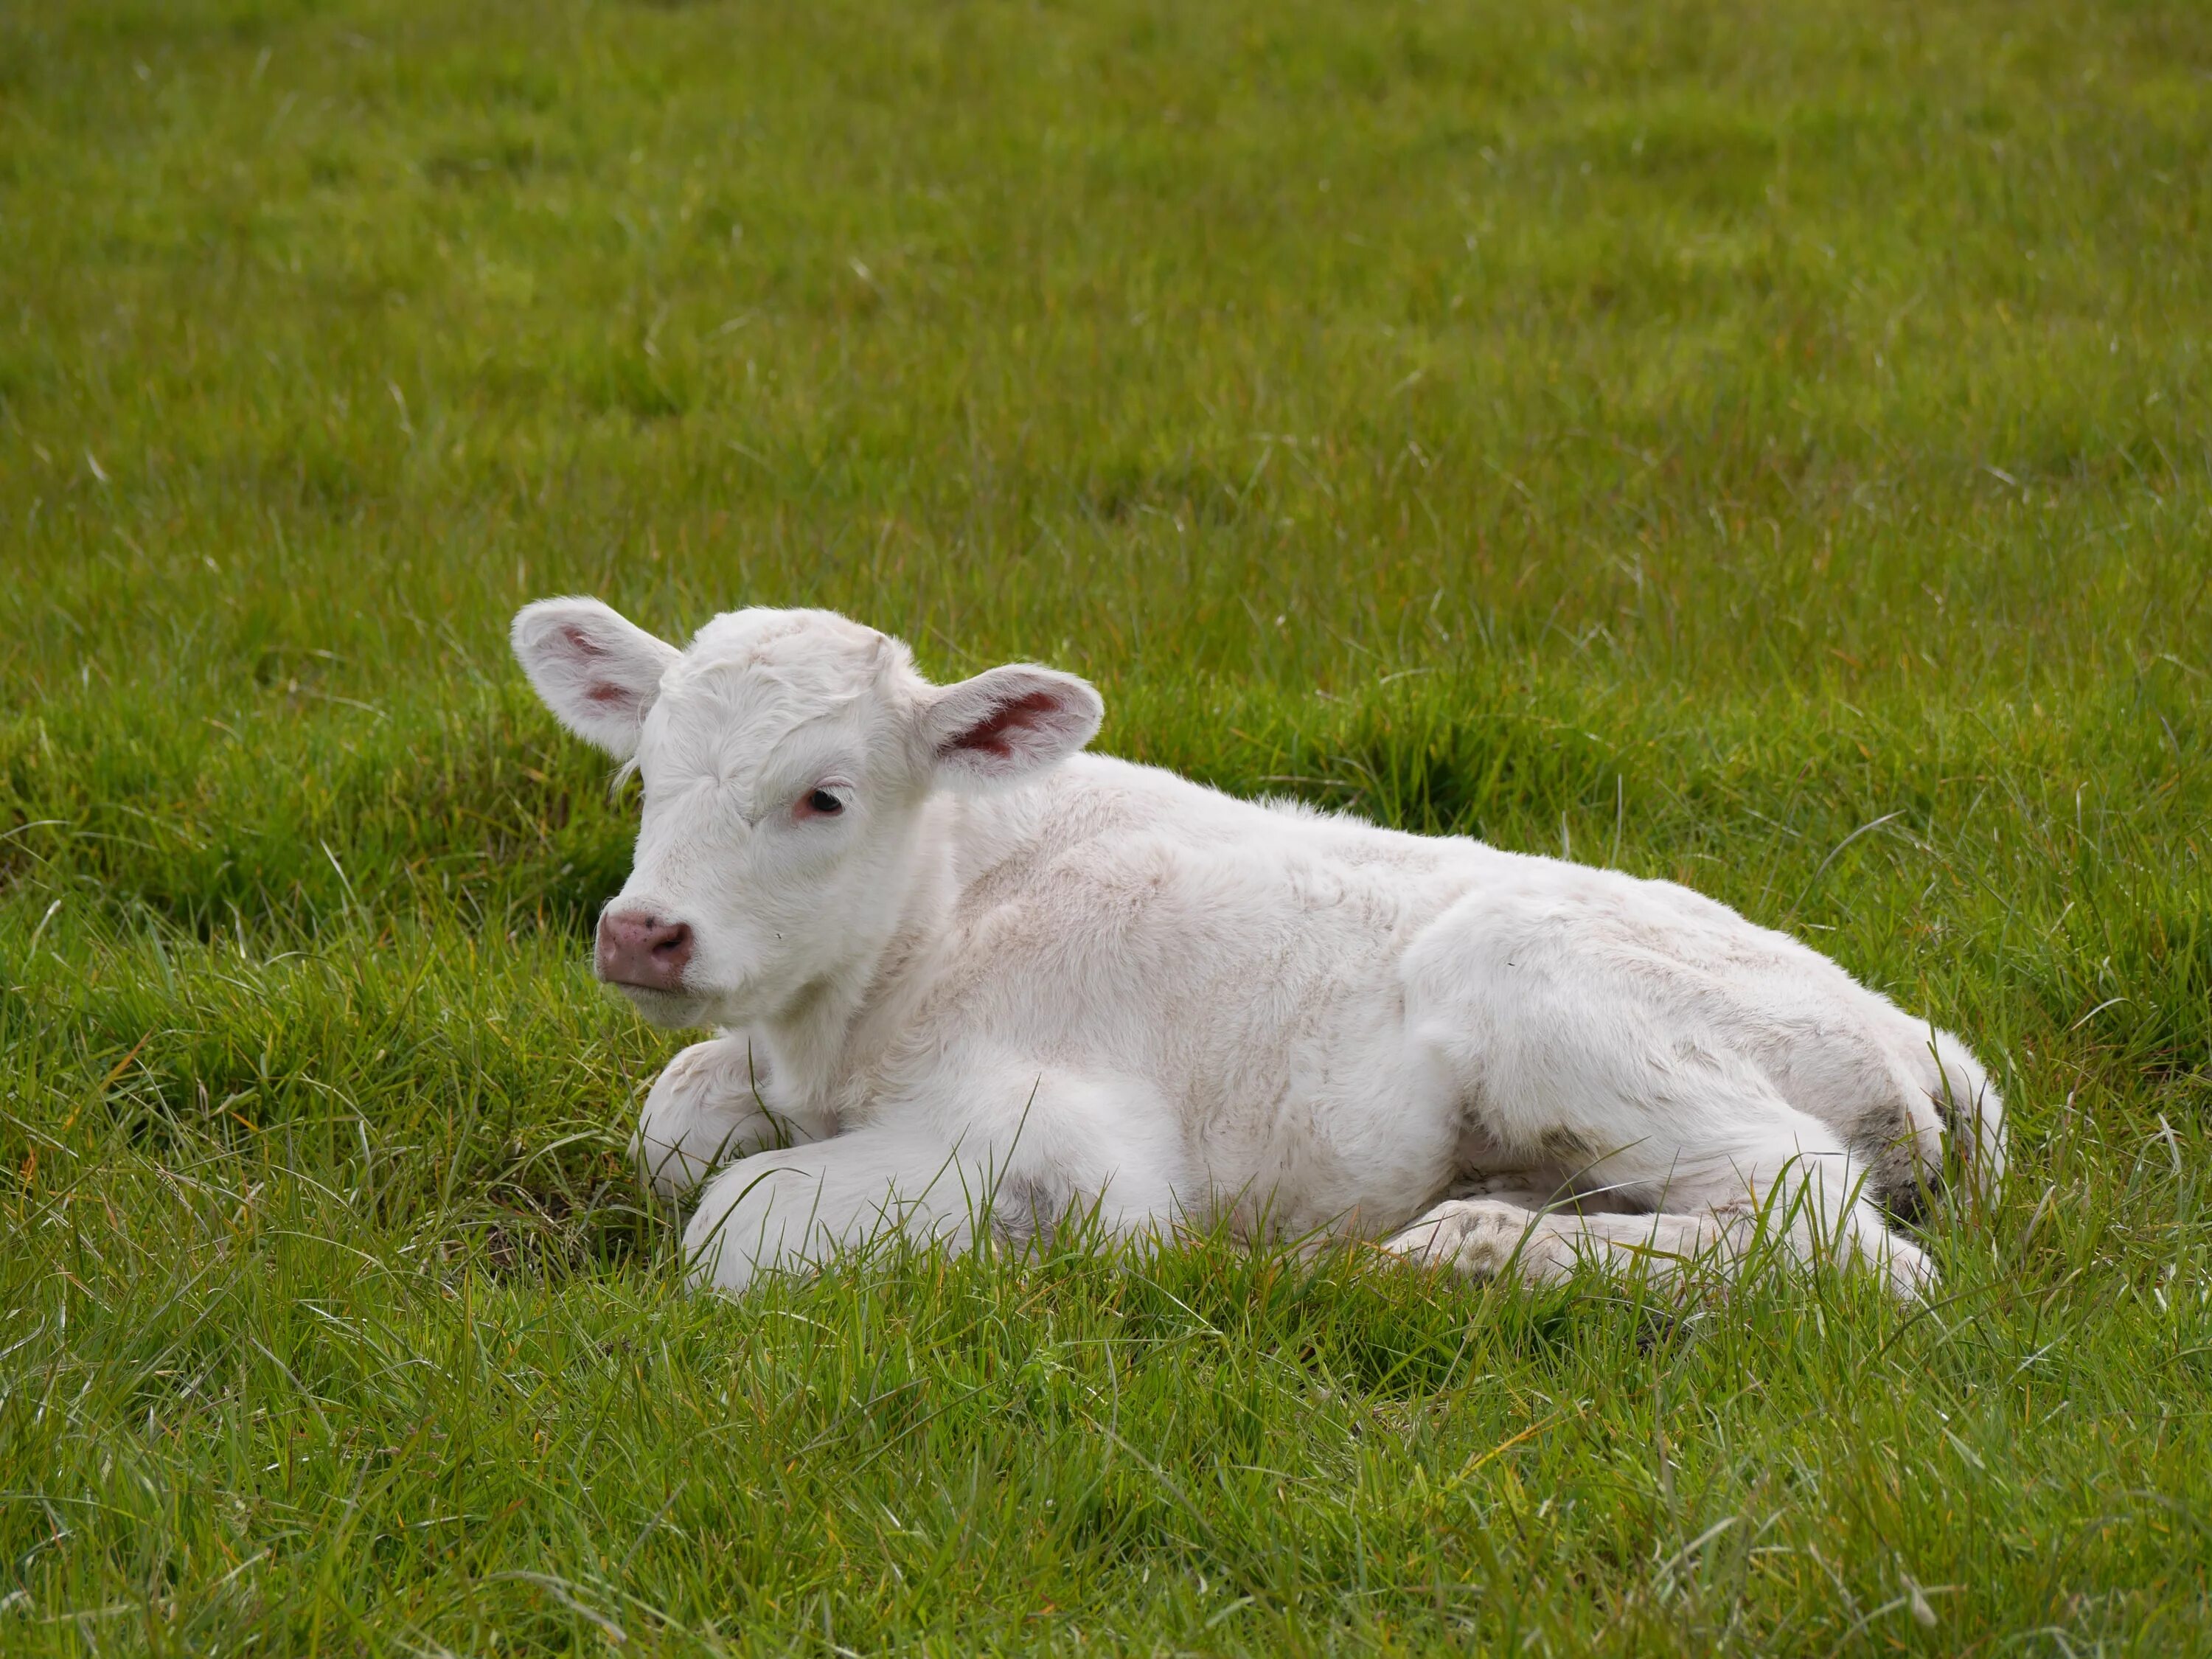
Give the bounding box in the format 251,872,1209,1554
807,789,844,817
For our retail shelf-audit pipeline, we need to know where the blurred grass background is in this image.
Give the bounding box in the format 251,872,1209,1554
1,0,2208,1652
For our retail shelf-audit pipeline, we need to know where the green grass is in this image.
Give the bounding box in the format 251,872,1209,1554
2,0,2209,1649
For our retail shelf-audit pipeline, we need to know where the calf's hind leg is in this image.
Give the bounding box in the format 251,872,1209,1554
1388,1102,1933,1298
1397,888,1935,1298
1385,1197,1725,1287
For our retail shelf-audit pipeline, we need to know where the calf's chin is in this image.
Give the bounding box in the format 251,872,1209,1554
616,984,713,1030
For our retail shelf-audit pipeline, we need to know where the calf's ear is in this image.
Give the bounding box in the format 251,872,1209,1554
922,664,1104,787
511,597,682,759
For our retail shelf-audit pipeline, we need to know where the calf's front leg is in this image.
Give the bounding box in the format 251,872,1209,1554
678,1062,1188,1293
680,1127,1001,1293
633,1035,824,1202
680,1085,1184,1293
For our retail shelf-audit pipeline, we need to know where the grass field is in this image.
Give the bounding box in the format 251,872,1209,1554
4,0,2211,1650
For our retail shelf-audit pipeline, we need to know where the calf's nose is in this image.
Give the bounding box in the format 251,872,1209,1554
596,909,694,991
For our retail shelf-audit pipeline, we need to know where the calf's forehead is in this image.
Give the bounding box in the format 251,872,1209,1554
643,608,918,774
686,606,889,669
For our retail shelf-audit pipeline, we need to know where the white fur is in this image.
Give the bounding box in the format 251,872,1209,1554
514,601,2006,1298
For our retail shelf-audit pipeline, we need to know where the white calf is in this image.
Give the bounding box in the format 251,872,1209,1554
513,600,2004,1298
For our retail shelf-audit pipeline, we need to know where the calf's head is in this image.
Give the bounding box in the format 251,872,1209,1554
512,599,1102,1028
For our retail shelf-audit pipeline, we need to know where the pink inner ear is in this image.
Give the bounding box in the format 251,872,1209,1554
560,625,633,707
944,689,1062,759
